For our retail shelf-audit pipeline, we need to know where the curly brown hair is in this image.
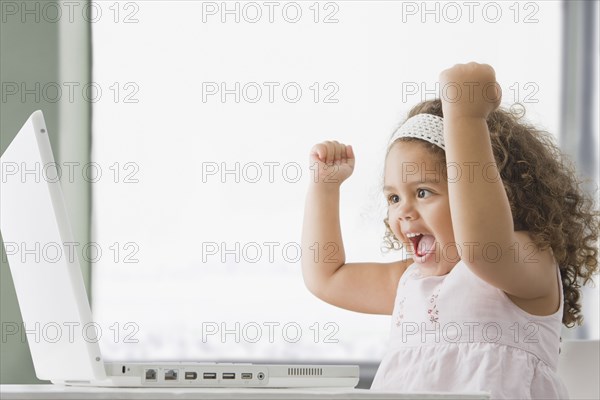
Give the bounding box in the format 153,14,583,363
382,99,599,328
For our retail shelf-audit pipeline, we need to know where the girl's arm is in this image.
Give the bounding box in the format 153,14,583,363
301,141,411,315
440,62,557,300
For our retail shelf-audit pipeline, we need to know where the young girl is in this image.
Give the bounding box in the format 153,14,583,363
301,63,599,399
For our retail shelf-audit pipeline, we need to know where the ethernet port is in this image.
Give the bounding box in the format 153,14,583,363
164,369,178,381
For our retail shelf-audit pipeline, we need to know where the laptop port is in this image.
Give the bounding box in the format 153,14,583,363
164,369,178,380
145,369,157,381
241,373,252,379
203,372,217,379
257,372,265,380
184,372,197,380
222,373,235,379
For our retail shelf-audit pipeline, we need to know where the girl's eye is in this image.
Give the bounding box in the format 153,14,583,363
387,194,399,204
417,188,432,198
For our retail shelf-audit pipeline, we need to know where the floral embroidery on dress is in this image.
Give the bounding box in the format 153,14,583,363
427,284,442,323
395,296,406,326
394,267,421,327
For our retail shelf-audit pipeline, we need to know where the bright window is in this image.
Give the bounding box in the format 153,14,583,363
91,1,567,361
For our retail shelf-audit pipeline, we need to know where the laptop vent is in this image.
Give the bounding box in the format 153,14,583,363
288,368,323,376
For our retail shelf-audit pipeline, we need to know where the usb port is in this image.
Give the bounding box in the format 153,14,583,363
184,372,197,380
203,372,217,379
241,373,252,379
222,373,235,379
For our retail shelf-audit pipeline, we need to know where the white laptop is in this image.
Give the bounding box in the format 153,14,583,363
0,110,360,388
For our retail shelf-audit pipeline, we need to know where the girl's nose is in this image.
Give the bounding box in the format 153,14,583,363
395,200,418,221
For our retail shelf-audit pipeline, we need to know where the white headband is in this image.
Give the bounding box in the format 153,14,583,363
388,114,445,150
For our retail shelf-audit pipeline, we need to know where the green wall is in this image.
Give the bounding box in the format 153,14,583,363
0,0,91,383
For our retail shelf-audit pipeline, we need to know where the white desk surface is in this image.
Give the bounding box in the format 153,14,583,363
0,385,491,400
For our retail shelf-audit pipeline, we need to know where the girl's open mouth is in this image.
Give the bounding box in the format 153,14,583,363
408,234,436,258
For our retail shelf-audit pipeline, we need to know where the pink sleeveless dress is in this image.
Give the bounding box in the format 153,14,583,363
371,259,569,399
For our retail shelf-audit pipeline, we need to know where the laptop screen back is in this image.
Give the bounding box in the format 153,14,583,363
0,111,106,381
